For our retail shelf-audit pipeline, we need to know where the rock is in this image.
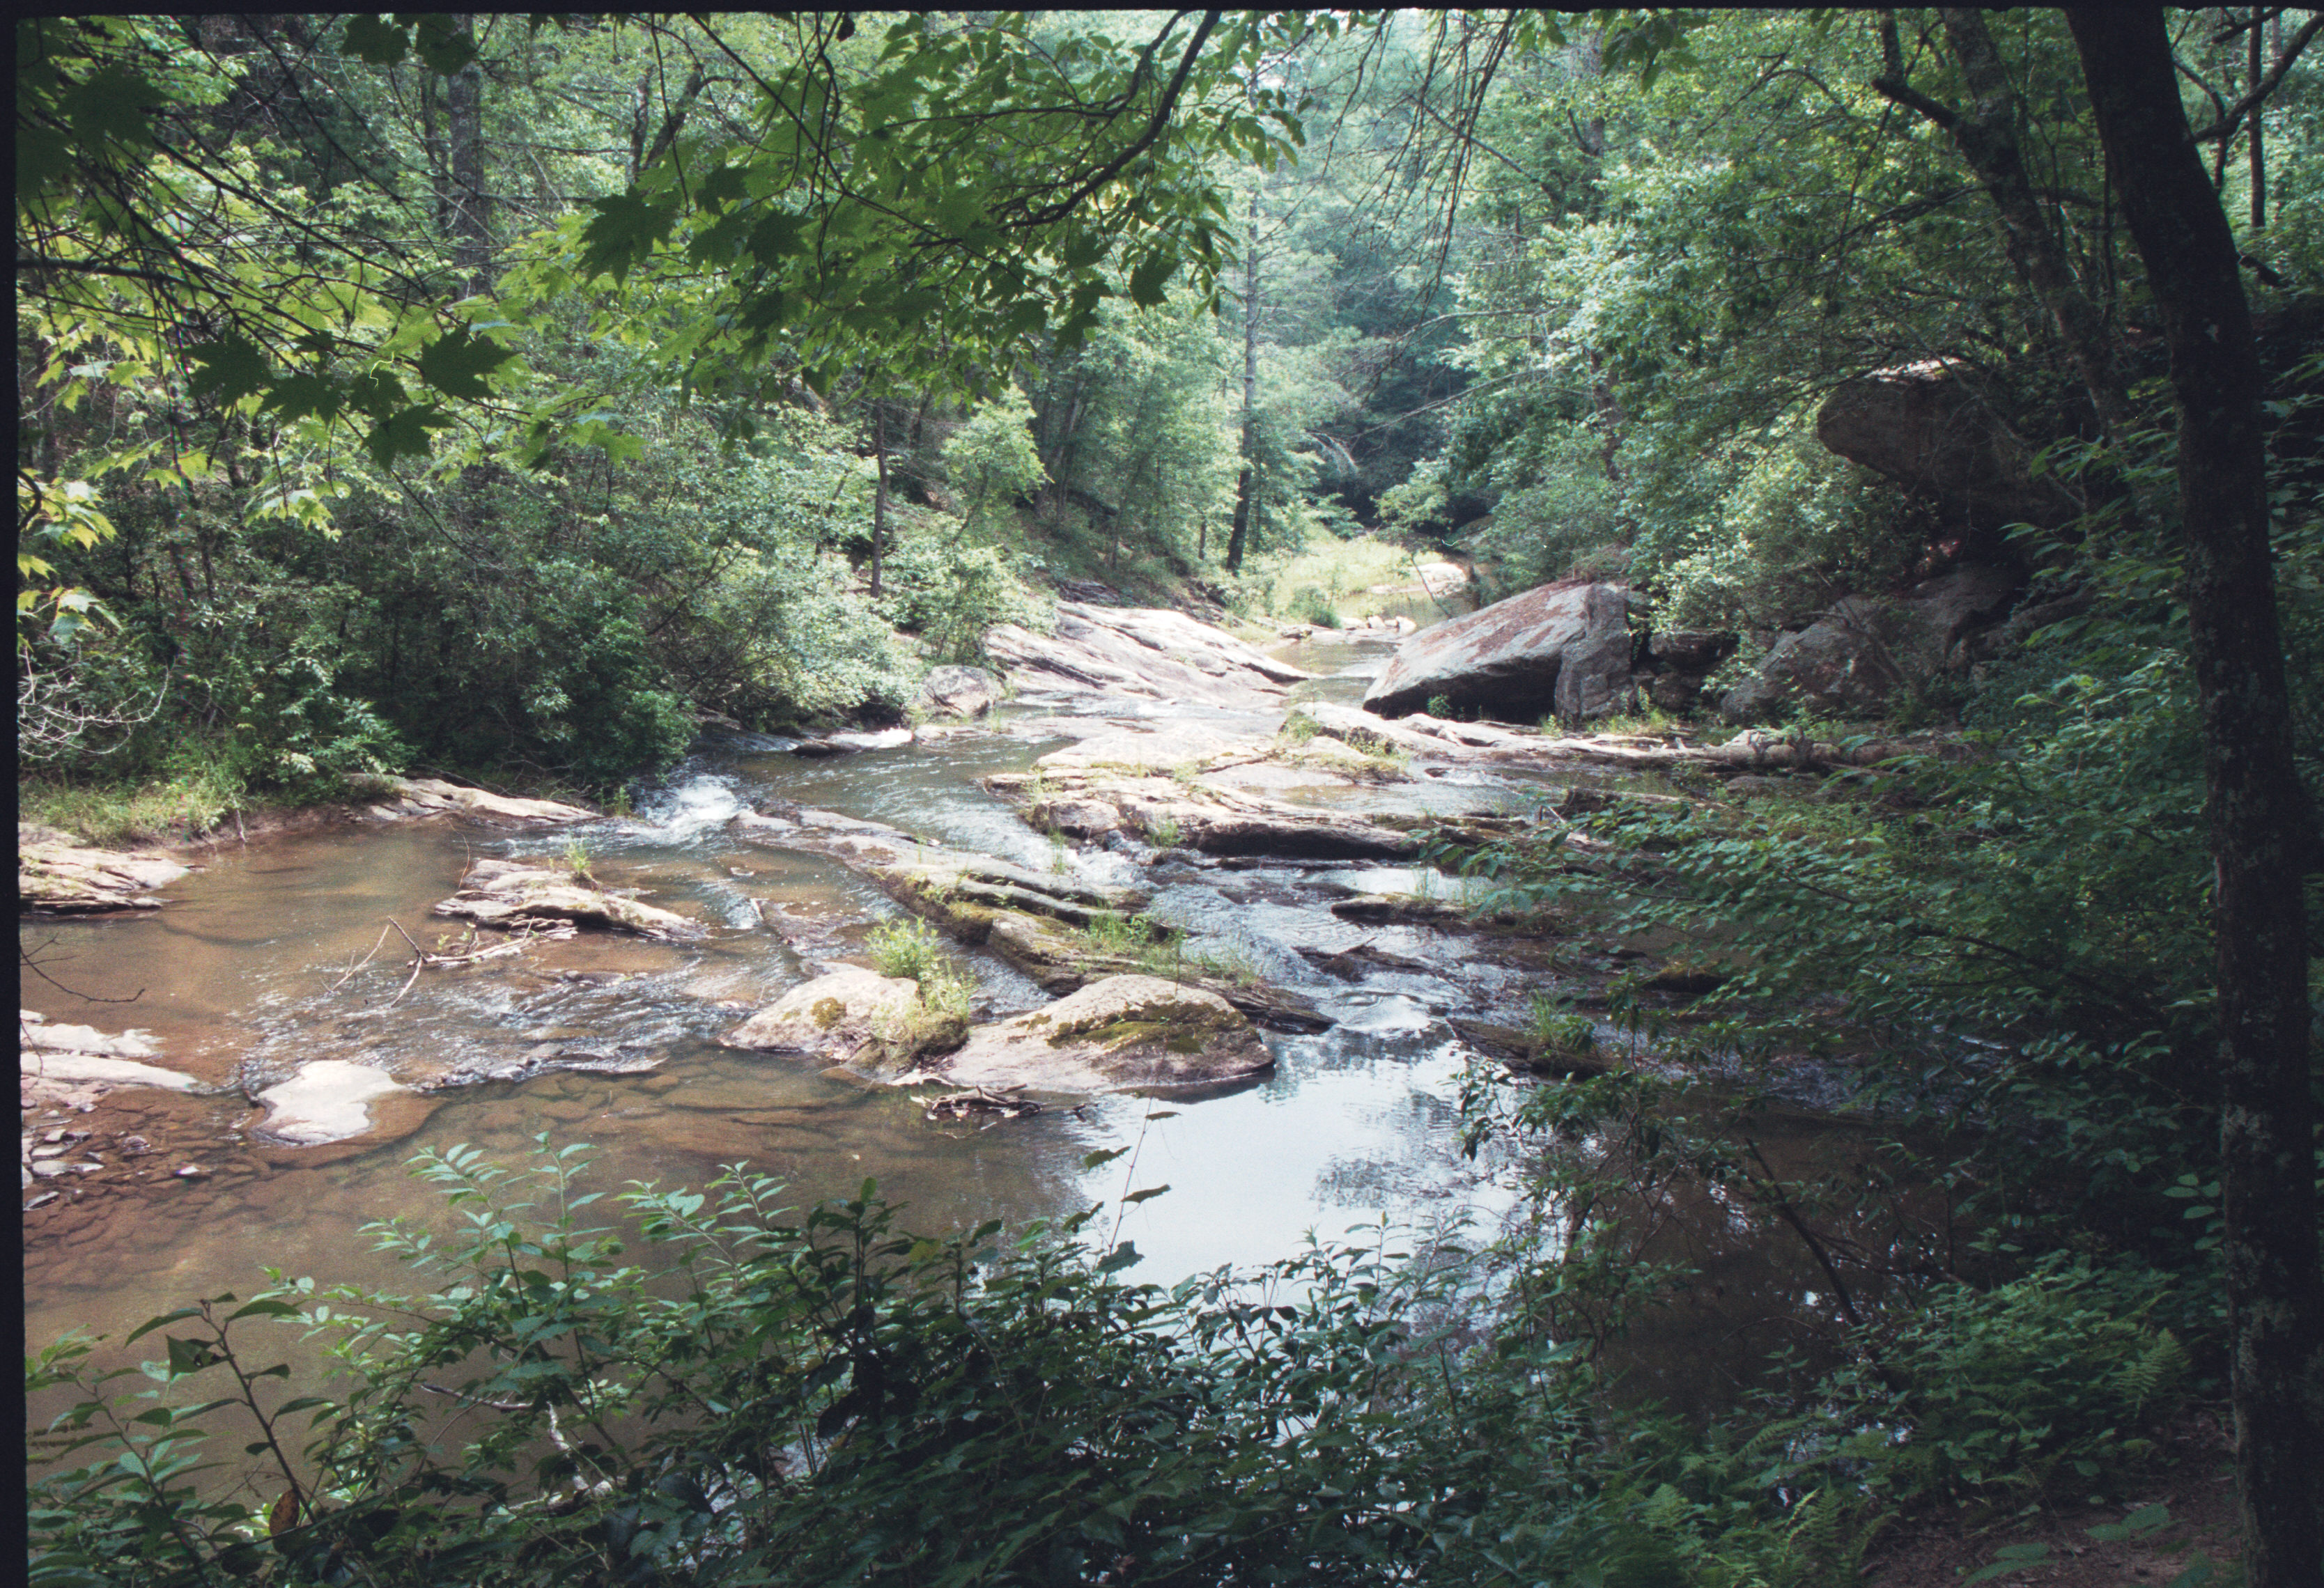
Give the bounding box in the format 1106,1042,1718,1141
932,976,1272,1093
826,726,915,752
373,777,594,825
985,602,1312,710
432,861,696,939
19,1015,198,1093
719,965,931,1069
254,1061,412,1145
1363,580,1639,721
1815,360,2076,530
1719,565,2020,723
18,832,189,914
993,770,1419,860
1033,721,1273,775
1647,630,1738,672
916,665,1002,719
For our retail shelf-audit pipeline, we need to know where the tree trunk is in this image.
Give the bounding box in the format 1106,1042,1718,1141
1225,187,1260,575
2250,9,2268,232
1876,11,2137,442
2067,12,2323,1585
870,404,888,600
444,15,491,296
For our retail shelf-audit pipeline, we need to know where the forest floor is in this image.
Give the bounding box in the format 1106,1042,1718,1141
1864,1406,2242,1587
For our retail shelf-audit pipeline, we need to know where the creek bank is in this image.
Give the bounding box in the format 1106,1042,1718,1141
19,827,190,914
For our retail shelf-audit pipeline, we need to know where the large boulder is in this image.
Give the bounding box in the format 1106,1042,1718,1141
1719,564,2020,723
934,975,1272,1093
986,602,1312,710
1362,581,1639,722
720,965,929,1068
915,665,1001,719
1815,361,2077,530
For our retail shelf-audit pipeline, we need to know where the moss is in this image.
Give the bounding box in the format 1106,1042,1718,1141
812,997,848,1030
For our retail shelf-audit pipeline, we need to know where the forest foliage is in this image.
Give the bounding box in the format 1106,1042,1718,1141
19,8,2324,1585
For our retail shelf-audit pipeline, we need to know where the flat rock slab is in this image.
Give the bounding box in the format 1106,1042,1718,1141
990,770,1419,860
934,975,1272,1093
373,777,595,825
19,833,190,914
987,602,1312,710
254,1060,415,1144
1364,580,1638,721
720,966,925,1069
433,859,697,939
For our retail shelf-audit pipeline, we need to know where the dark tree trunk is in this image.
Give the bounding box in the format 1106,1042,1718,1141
444,15,491,296
2067,12,2323,1585
2250,9,2268,232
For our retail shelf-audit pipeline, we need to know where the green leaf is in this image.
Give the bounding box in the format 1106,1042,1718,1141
163,1335,220,1379
364,404,450,469
1097,1240,1140,1274
341,15,408,65
1126,249,1177,309
579,191,680,282
415,327,513,401
187,336,272,406
405,15,479,75
1081,1147,1130,1171
1120,1185,1172,1206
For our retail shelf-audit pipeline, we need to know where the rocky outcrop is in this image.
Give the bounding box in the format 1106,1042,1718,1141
929,976,1272,1093
915,665,1002,719
1719,564,2020,723
720,965,930,1069
370,777,594,825
986,602,1312,710
432,858,697,940
1362,581,1639,722
19,829,189,914
1815,361,2076,530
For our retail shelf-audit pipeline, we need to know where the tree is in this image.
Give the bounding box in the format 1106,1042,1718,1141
2064,10,2321,1585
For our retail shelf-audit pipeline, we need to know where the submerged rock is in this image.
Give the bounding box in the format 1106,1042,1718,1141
932,975,1272,1093
719,966,931,1069
254,1060,414,1144
1363,580,1639,721
20,1012,199,1093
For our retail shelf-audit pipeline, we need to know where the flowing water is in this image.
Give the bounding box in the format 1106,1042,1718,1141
23,647,1526,1370
24,625,1877,1442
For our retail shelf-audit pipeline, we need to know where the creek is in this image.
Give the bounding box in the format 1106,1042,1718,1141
22,620,1866,1429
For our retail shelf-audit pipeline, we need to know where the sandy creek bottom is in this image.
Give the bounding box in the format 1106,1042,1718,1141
24,677,1862,1451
